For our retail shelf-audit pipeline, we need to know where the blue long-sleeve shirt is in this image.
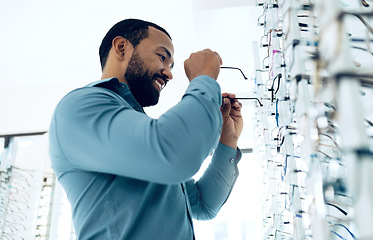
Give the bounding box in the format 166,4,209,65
49,75,241,239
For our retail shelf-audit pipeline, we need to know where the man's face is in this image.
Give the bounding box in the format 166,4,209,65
124,50,162,107
123,27,174,107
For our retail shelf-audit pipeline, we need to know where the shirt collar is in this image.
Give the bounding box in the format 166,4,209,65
87,77,144,113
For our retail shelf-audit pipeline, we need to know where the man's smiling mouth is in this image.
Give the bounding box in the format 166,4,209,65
154,78,166,91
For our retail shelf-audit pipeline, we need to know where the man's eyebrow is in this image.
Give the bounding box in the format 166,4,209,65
159,46,172,58
159,46,174,69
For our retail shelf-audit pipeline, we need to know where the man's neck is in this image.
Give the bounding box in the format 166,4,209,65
101,72,127,85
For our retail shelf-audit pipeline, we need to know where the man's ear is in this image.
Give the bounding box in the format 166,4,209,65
112,36,129,61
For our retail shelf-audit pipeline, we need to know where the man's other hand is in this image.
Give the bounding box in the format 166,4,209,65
219,93,243,149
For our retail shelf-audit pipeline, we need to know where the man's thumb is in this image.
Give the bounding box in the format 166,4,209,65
221,98,231,119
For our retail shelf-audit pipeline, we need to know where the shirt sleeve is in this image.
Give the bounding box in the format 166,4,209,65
184,142,242,220
49,75,222,184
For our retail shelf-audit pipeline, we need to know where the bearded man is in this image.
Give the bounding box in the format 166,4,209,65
49,19,243,240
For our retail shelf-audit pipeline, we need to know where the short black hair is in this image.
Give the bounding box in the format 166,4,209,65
99,19,172,69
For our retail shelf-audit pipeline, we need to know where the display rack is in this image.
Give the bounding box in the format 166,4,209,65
254,0,373,239
0,132,75,240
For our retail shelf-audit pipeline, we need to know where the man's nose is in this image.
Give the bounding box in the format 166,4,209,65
161,67,173,81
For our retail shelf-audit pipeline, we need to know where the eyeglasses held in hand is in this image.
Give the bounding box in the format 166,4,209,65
220,66,248,80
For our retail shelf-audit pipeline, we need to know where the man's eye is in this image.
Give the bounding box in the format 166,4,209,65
157,54,166,62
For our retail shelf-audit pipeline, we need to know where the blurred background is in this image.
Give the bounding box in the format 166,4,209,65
0,1,264,239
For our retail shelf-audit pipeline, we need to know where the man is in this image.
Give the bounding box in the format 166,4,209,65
49,19,243,239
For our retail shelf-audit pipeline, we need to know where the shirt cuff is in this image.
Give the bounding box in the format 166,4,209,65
211,142,242,170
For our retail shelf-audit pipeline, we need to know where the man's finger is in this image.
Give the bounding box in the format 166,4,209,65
222,92,229,98
221,98,231,119
232,100,242,110
214,51,223,65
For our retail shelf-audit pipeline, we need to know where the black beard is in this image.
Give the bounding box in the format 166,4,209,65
124,51,160,107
